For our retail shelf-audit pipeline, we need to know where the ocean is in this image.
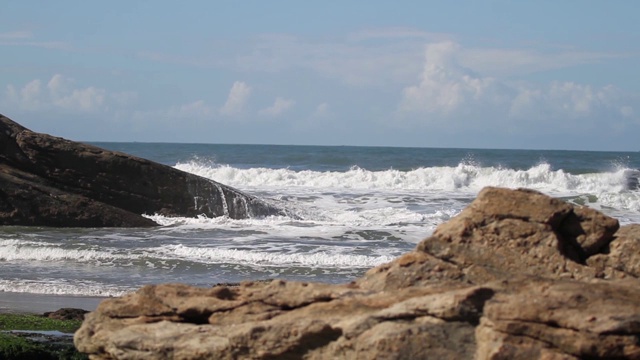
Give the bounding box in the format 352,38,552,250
1,144,639,298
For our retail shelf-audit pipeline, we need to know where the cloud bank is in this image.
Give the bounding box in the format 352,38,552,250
1,27,637,149
220,81,252,116
4,74,129,113
398,41,637,131
260,97,295,117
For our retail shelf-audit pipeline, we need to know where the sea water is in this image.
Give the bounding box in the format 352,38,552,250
1,144,639,297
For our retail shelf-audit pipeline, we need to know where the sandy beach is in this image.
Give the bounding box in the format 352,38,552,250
0,292,106,314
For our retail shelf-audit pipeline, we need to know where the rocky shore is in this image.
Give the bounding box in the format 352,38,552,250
0,114,284,227
0,309,88,359
74,187,640,359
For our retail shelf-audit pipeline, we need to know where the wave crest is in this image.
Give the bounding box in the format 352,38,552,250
175,161,634,194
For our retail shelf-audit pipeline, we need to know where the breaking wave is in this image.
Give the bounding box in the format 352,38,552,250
175,161,637,194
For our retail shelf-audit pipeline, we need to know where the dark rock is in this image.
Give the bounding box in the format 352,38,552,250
43,308,89,321
0,114,285,227
74,187,640,359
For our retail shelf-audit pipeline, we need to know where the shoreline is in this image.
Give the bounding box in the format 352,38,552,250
0,292,107,314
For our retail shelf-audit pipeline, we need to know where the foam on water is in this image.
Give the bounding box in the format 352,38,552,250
175,161,640,213
158,244,395,268
0,241,131,263
0,279,132,297
144,201,446,245
0,233,405,270
177,161,630,191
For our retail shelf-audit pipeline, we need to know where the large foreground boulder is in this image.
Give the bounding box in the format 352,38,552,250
0,114,284,227
75,187,640,359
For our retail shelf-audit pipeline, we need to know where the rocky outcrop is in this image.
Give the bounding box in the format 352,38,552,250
74,187,640,359
0,114,284,227
43,308,89,321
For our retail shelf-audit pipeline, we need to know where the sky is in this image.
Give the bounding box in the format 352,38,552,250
1,1,639,151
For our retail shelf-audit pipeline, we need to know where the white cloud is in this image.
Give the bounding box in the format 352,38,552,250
136,31,425,87
233,33,424,87
259,97,294,117
4,74,130,113
5,79,43,110
170,100,213,118
135,27,625,94
399,41,510,118
305,103,332,124
47,74,105,111
60,87,106,111
620,106,634,118
398,41,637,130
508,82,634,125
228,29,622,87
22,80,43,107
47,74,71,94
549,82,605,116
220,81,251,116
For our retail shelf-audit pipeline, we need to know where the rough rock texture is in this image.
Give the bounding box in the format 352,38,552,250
586,224,640,279
356,187,619,291
75,187,640,359
43,308,89,321
476,278,640,359
0,114,284,227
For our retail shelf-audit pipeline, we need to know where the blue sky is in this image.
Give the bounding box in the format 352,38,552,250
1,1,639,151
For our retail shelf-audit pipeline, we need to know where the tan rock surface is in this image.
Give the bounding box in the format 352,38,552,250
587,224,640,278
477,278,640,359
75,187,640,359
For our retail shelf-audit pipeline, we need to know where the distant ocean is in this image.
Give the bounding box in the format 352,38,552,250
1,143,639,298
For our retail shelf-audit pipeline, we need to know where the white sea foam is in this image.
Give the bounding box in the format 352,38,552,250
0,235,400,270
173,161,640,218
0,279,132,297
175,161,634,194
158,244,395,268
144,206,440,244
0,242,131,263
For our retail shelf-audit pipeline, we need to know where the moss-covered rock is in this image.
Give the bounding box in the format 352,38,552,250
0,313,87,360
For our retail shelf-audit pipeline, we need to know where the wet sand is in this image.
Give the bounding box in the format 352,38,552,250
0,292,107,314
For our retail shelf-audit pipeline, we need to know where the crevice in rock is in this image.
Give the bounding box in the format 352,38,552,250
459,288,496,325
212,286,239,301
597,243,612,255
260,294,336,312
178,309,213,325
262,325,343,360
277,298,335,311
488,318,639,359
487,325,568,355
487,214,533,223
554,233,587,265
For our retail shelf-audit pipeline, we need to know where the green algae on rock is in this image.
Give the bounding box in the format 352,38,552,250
0,313,87,360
